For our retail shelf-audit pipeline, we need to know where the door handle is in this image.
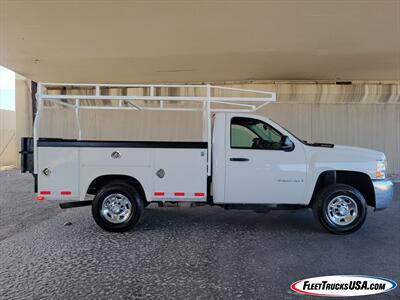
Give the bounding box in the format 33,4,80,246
230,157,250,162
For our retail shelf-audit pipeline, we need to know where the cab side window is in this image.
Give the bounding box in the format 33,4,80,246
231,124,258,148
230,117,284,150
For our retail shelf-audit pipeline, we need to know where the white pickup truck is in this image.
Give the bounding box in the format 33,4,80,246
21,83,393,234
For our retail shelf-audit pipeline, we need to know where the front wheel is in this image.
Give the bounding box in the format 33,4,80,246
313,184,367,234
92,182,144,232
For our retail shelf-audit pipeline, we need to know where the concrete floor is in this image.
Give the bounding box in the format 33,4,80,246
0,170,399,299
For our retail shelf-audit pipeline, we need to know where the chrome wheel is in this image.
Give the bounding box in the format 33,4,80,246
101,193,133,224
327,195,358,226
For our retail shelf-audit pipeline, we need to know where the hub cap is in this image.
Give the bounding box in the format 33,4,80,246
327,195,358,226
101,193,133,224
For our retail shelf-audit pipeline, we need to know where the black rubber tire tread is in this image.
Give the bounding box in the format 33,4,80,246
92,181,144,232
312,183,367,235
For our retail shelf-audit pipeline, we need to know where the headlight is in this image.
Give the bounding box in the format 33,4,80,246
375,159,386,179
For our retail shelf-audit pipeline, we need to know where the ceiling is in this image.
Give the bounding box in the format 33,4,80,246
0,0,399,83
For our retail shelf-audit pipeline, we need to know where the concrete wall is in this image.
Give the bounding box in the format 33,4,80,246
15,75,32,168
39,109,203,141
0,109,16,168
15,81,400,175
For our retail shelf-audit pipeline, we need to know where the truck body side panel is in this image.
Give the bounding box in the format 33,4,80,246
152,149,207,201
36,139,207,203
37,147,80,200
80,147,153,201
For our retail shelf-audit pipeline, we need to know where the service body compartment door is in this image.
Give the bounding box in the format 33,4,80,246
79,147,153,202
152,148,207,201
37,147,80,200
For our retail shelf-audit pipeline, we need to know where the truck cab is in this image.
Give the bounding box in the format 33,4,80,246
212,112,393,233
213,112,392,206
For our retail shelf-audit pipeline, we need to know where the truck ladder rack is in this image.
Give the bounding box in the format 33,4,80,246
34,83,276,175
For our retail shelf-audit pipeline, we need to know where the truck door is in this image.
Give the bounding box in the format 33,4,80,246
224,116,307,204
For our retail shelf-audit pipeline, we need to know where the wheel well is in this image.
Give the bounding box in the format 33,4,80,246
310,170,375,207
87,175,147,202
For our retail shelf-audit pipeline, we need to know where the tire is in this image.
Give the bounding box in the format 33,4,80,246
92,181,144,232
312,184,367,234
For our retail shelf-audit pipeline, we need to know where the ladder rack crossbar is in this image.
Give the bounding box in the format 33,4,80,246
41,95,274,102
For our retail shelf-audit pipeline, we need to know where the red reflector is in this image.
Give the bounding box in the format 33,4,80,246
174,192,185,196
36,196,45,201
40,191,51,195
60,191,72,195
194,193,205,197
154,192,165,196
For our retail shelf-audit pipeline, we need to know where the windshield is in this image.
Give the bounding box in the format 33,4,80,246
269,119,305,144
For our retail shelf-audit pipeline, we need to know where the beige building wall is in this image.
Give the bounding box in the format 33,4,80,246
0,109,16,168
14,81,400,175
14,75,32,168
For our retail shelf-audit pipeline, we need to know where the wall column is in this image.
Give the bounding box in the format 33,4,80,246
15,74,32,168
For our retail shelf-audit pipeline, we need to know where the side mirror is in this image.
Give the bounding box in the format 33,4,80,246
280,136,294,152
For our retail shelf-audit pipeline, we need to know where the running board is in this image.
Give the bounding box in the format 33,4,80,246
59,200,92,209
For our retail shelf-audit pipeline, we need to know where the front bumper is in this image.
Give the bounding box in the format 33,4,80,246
372,180,394,211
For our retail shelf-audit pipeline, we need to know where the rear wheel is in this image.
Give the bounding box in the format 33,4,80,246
312,184,367,234
92,182,144,232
